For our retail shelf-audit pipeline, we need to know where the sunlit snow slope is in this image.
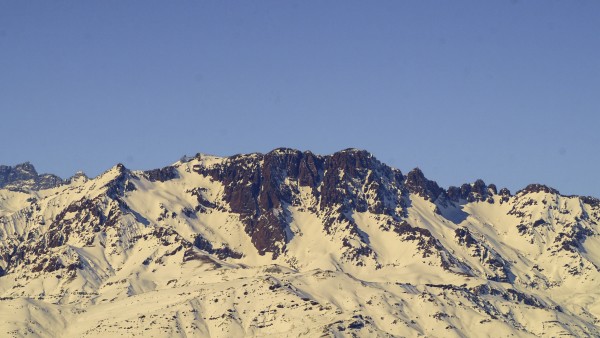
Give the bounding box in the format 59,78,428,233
0,149,599,337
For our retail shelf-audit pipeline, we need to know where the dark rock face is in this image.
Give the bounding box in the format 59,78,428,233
0,162,64,191
0,162,37,185
404,168,443,201
320,149,404,215
196,149,406,258
581,196,600,208
194,234,242,260
446,179,497,204
105,164,139,199
36,174,65,190
471,179,488,197
455,227,478,247
518,184,560,195
446,186,462,202
197,149,308,257
144,166,178,182
498,188,511,203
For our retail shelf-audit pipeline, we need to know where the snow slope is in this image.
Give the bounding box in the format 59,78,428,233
0,150,598,337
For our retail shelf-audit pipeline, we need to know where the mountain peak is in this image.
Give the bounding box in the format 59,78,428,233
404,167,443,201
338,147,368,154
13,161,37,174
68,171,89,184
0,149,599,337
0,162,63,191
517,183,560,195
268,147,303,156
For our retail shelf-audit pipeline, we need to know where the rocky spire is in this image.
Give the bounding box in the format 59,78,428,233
404,168,444,201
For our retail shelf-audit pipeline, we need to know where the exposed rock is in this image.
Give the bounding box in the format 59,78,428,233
499,188,511,203
321,149,403,215
518,184,560,195
68,171,89,184
471,284,546,309
196,148,405,258
196,150,303,257
455,227,511,282
0,162,37,185
404,168,443,201
35,174,65,190
553,223,594,253
194,234,243,260
0,148,599,337
446,186,462,202
144,166,178,182
393,221,471,274
581,196,600,208
0,162,64,191
447,179,496,203
105,164,138,198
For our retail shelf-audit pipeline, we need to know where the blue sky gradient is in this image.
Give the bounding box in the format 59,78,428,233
1,1,599,196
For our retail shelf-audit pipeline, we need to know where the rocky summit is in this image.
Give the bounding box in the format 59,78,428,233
0,148,599,337
0,162,64,192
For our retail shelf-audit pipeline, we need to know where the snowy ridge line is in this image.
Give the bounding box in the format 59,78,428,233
0,148,599,337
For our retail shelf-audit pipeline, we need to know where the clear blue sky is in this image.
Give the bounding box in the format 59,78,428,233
1,1,599,197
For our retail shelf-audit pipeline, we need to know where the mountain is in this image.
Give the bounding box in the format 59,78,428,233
0,148,599,337
0,162,64,192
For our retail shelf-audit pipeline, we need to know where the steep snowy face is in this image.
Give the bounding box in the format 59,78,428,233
0,150,599,337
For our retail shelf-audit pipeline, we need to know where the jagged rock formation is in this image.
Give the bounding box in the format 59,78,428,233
0,149,599,337
0,162,64,191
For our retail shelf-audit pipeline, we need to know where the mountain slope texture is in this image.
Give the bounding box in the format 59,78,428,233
0,148,598,337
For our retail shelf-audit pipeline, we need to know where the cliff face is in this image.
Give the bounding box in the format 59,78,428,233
194,148,406,258
0,149,599,337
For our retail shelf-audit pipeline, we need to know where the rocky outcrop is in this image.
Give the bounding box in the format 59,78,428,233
517,184,560,195
144,166,178,182
455,227,511,282
193,234,242,260
0,163,37,185
68,171,89,184
321,149,404,215
404,168,443,201
195,148,406,258
196,149,307,257
0,162,64,191
446,179,498,203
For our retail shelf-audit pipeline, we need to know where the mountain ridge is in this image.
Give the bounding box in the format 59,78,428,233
0,148,599,337
4,147,594,200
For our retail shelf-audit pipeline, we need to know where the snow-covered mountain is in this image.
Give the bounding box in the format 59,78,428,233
0,148,598,337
